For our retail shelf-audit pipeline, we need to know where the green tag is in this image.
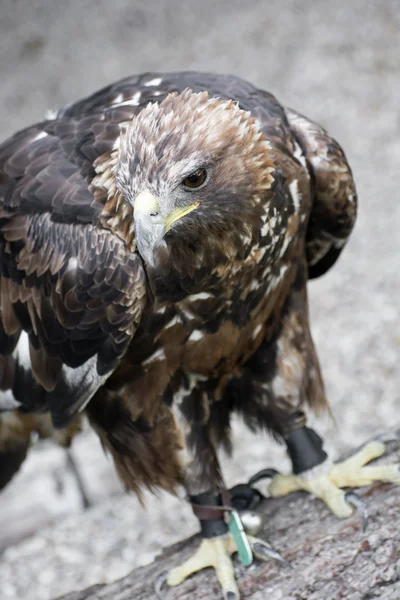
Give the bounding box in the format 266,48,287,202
227,510,253,567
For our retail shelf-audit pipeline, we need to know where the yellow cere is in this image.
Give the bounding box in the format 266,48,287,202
165,202,200,231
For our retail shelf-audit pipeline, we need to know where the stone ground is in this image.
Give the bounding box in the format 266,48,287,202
0,1,399,599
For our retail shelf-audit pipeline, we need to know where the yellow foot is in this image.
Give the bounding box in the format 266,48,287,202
167,533,238,599
268,441,400,518
160,531,286,600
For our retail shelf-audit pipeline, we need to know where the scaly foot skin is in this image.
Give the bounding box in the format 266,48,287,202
167,534,238,600
268,441,400,518
159,531,287,600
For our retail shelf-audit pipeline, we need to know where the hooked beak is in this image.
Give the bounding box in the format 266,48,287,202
133,191,199,266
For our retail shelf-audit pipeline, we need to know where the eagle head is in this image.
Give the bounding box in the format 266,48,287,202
115,89,275,273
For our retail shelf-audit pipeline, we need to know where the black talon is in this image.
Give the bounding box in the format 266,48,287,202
375,432,397,444
154,571,169,600
229,483,263,511
235,467,290,570
252,541,291,568
229,468,280,511
226,592,238,600
344,491,369,533
248,467,280,486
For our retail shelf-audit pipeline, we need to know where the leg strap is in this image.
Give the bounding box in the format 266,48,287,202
284,412,327,474
190,491,229,538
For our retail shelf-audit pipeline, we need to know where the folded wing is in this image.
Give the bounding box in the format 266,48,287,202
285,108,357,279
0,111,147,427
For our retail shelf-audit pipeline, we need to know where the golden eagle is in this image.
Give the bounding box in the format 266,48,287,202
0,72,398,599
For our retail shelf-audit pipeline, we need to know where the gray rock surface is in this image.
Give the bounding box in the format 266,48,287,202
0,1,399,599
56,435,400,600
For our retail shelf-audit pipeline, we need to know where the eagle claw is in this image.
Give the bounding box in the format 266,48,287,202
344,491,369,532
154,570,169,600
248,467,281,486
229,483,262,512
248,535,291,567
229,468,280,512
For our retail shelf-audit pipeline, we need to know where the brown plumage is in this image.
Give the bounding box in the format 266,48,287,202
0,71,356,530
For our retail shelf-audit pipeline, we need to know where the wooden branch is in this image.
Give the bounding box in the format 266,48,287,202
57,433,400,600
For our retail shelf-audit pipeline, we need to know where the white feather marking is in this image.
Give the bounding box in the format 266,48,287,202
188,330,203,342
268,213,278,230
121,204,131,219
13,332,31,370
164,315,180,329
111,92,142,107
179,308,196,322
260,221,270,237
68,257,78,271
289,179,301,211
310,154,328,168
279,264,288,279
144,77,162,87
110,216,121,228
44,108,58,120
252,324,263,340
271,374,291,398
189,373,208,384
280,231,294,257
245,244,267,264
31,131,48,142
240,232,252,245
142,347,166,366
113,135,122,151
187,292,212,302
265,264,288,294
249,279,260,291
293,141,307,168
0,390,21,411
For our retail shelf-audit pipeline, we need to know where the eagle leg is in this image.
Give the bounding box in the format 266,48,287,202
165,531,239,600
161,390,287,599
242,413,398,528
163,533,288,599
158,491,238,599
268,434,400,524
158,490,287,600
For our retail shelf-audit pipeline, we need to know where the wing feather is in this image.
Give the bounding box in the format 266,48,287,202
285,108,358,278
0,109,147,427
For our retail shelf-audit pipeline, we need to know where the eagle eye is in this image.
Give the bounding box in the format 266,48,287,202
182,168,207,189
